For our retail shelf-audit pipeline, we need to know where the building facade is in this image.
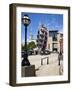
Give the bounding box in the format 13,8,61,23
48,30,63,53
36,24,63,53
37,24,48,51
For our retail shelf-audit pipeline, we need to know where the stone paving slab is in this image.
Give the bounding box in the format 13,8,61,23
28,53,63,76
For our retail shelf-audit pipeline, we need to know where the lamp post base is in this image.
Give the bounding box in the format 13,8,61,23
22,58,30,66
21,65,35,77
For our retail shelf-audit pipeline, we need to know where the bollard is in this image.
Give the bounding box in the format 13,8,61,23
41,59,43,65
47,57,49,64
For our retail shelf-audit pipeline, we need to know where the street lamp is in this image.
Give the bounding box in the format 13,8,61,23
22,14,31,66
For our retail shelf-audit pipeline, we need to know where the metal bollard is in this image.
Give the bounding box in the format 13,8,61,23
47,57,49,64
41,59,43,65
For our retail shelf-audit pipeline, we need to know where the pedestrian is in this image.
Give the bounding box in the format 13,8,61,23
58,51,63,75
58,51,63,66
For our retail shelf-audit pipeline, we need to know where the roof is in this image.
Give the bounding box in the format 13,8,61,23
49,30,58,32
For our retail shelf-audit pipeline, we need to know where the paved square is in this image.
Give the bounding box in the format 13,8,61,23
28,53,63,76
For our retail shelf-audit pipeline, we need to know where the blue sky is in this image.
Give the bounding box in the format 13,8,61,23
21,12,63,43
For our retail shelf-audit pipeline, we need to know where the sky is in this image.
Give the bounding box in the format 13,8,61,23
21,12,63,44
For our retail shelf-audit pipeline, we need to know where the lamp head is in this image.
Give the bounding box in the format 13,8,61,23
22,14,31,26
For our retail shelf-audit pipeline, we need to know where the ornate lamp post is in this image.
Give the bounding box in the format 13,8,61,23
22,14,31,66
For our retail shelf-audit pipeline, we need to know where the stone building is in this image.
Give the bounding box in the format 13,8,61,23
47,30,63,53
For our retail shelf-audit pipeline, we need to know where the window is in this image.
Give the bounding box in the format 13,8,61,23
53,35,57,41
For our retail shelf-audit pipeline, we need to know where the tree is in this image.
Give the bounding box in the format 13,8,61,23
21,44,25,51
27,41,36,50
21,41,36,51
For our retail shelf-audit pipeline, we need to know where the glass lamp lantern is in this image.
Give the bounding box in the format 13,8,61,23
22,14,31,26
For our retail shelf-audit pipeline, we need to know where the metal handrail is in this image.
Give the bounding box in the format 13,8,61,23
41,57,49,65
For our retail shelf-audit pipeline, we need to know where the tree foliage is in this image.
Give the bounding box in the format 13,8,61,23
21,41,36,51
27,41,36,50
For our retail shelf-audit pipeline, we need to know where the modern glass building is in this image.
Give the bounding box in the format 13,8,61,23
48,30,63,53
49,30,58,52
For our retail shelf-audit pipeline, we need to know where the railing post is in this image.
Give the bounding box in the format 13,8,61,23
41,57,49,65
47,57,49,64
41,59,43,65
